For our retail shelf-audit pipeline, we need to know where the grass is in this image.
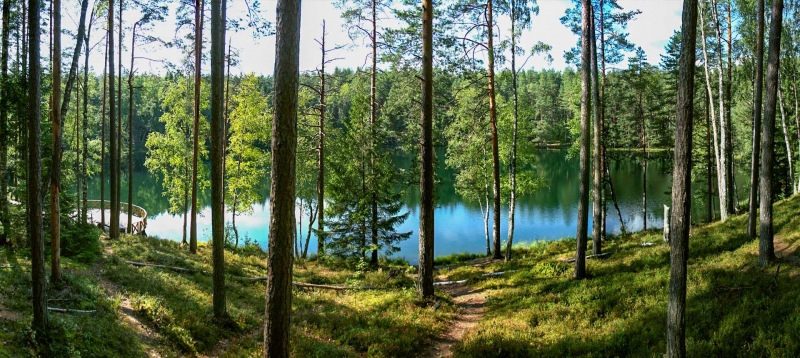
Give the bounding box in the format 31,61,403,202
3,195,800,356
442,195,800,357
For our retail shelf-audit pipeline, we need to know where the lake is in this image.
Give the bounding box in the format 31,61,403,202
88,148,743,264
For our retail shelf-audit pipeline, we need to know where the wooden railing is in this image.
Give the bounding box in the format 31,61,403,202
84,200,148,235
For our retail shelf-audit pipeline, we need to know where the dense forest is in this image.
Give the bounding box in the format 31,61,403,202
1,0,800,356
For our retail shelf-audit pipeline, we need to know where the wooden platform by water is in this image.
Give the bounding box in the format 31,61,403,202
82,200,147,235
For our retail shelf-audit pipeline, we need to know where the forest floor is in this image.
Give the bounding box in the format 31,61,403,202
1,195,800,357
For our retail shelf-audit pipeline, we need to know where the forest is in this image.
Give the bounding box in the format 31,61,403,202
1,0,800,356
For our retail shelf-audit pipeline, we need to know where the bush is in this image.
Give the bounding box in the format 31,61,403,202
60,223,102,264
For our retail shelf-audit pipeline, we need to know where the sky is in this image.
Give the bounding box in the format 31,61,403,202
66,0,685,75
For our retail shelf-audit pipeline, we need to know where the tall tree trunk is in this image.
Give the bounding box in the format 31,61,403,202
128,23,136,233
190,0,204,254
317,21,326,256
82,13,93,224
667,1,698,355
303,204,316,259
725,0,734,213
27,0,47,332
109,0,119,240
759,0,783,267
418,0,435,297
590,8,602,255
699,2,727,220
369,0,379,266
641,94,647,231
748,0,765,237
116,0,122,225
101,36,108,229
264,0,299,355
506,0,519,261
707,88,713,222
0,0,10,244
598,0,607,241
210,0,227,321
50,0,63,283
710,0,730,216
778,89,795,194
574,0,591,280
487,0,502,259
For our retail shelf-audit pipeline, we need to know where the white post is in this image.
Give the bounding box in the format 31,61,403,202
663,205,670,243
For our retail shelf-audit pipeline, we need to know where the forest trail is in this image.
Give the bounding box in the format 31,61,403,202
91,241,166,358
774,238,800,266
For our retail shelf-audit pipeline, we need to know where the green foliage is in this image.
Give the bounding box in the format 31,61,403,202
60,222,102,264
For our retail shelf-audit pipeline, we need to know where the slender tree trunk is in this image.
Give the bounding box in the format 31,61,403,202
604,146,624,233
317,21,326,256
27,0,47,332
487,0,502,259
101,37,108,229
109,0,119,239
506,0,519,261
699,2,727,221
707,89,713,222
710,0,731,216
182,188,188,244
264,0,299,354
82,14,92,224
666,1,698,355
725,1,734,213
418,0,435,297
641,94,647,231
190,0,204,254
748,0,765,237
0,0,11,244
778,89,795,194
574,0,592,280
127,23,136,233
369,0,379,266
759,0,783,267
210,0,227,321
50,0,63,283
590,8,602,255
116,0,122,224
598,0,607,241
303,204,316,259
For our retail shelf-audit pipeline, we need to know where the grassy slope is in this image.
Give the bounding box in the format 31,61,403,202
0,235,455,357
2,195,800,357
445,195,800,357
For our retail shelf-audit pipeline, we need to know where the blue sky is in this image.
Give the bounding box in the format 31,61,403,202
66,0,684,75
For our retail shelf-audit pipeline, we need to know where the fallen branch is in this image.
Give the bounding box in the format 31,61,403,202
0,265,13,269
48,307,96,314
482,270,517,277
566,252,612,263
433,279,468,286
126,261,196,273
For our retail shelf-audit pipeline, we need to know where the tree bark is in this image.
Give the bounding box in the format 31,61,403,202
487,0,502,260
369,0,379,266
418,0,435,298
101,36,108,229
27,0,47,332
706,88,713,222
264,0,299,355
506,0,519,261
748,0,764,237
82,11,93,224
666,0,698,356
590,8,602,255
190,0,204,254
698,1,727,221
0,0,11,244
210,0,227,320
50,0,63,282
317,21,326,256
109,0,119,240
128,23,136,233
710,0,730,217
574,0,592,280
759,0,783,267
778,89,795,194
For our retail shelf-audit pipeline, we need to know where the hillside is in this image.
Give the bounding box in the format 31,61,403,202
2,195,800,357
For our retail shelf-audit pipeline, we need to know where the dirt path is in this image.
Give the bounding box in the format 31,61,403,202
420,282,487,358
774,239,800,266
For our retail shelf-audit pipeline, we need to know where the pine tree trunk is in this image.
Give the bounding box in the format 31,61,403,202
109,0,119,240
699,2,727,220
82,16,92,224
116,0,122,224
190,0,204,254
487,0,502,260
317,22,326,256
725,2,734,213
506,1,518,261
758,0,783,267
0,0,10,244
574,0,592,280
778,90,795,194
369,0,379,266
27,0,47,332
50,0,62,282
667,1,698,355
710,0,730,217
101,37,108,229
264,0,299,354
127,23,136,234
210,0,227,321
748,0,765,237
707,89,713,222
418,0,435,297
590,8,602,255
